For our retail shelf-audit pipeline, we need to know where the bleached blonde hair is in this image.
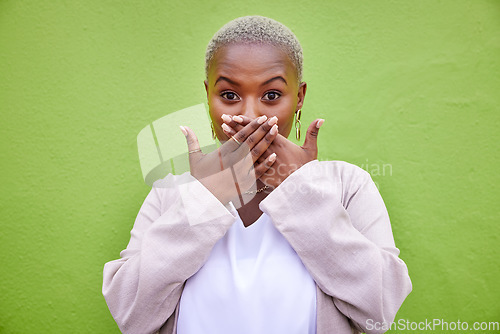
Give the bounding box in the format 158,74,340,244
205,15,303,82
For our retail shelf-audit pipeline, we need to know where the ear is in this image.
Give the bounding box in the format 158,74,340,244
297,81,307,110
204,80,209,101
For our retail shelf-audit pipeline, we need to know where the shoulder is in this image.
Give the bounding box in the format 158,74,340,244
294,160,375,208
317,159,368,175
147,172,195,215
299,159,371,184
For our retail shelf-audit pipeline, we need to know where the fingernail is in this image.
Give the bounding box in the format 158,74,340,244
179,126,187,136
316,119,325,129
221,114,232,123
233,115,243,123
269,153,277,162
221,123,231,133
270,124,278,135
268,116,278,126
257,115,268,124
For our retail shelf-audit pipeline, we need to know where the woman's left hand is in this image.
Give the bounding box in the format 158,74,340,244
221,115,324,188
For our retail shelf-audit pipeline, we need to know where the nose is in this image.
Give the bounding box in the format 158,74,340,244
240,99,261,120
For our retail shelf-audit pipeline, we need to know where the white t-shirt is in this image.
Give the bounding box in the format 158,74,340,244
177,210,317,334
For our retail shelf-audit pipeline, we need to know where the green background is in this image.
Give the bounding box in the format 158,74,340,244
1,1,499,333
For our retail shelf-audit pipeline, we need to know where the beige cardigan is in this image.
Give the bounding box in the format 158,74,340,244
102,160,412,334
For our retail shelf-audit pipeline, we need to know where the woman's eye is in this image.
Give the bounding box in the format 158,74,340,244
221,92,239,100
263,91,281,101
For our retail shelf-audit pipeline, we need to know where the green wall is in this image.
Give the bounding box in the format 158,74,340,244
1,1,498,333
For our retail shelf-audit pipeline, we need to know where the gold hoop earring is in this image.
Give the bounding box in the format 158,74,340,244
211,122,216,140
294,109,302,141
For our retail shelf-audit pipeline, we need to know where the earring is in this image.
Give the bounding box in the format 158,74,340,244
211,121,216,140
294,109,302,141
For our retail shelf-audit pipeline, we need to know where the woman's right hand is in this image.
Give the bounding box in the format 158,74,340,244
180,115,279,206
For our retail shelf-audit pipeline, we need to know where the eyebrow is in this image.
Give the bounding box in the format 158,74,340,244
214,75,288,86
262,76,287,86
214,76,240,86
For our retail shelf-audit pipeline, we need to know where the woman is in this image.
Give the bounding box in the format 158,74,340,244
103,16,412,334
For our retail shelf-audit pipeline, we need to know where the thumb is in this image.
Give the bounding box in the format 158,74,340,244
302,119,325,154
180,126,202,158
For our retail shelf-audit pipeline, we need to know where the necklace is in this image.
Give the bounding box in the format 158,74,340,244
244,185,272,195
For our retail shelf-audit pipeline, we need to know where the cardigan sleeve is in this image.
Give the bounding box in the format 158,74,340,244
259,160,412,334
102,172,238,334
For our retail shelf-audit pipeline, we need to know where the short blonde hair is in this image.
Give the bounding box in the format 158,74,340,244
205,16,303,82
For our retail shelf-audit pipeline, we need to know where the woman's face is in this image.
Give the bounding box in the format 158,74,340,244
205,43,306,141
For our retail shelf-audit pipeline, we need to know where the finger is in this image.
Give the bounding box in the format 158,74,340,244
221,123,237,137
301,119,324,154
219,116,266,156
231,122,245,132
253,152,277,179
221,122,245,141
229,115,268,151
255,149,271,165
255,131,286,164
180,125,203,159
231,115,253,126
237,116,278,158
221,114,246,131
248,123,278,163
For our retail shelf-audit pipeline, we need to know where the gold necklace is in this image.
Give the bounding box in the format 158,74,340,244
244,185,271,195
